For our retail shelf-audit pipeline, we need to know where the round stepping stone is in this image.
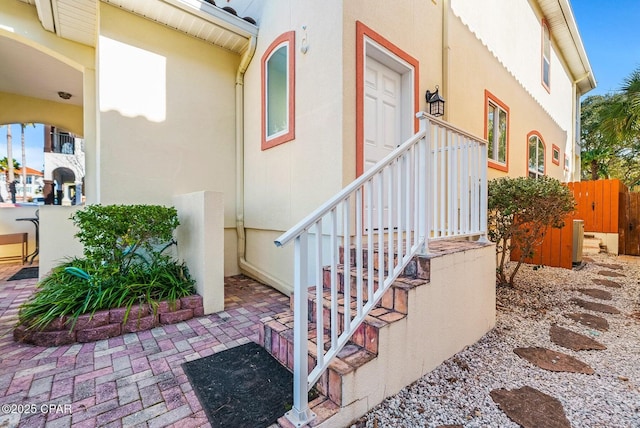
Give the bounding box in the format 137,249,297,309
577,288,612,300
513,347,594,374
549,324,606,351
490,385,571,428
564,312,609,331
594,263,624,270
592,278,622,288
570,298,620,314
597,270,626,278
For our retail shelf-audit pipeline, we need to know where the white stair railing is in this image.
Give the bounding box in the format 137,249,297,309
274,112,487,426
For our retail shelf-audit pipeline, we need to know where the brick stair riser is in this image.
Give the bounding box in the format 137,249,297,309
321,269,410,315
339,247,428,278
258,321,361,409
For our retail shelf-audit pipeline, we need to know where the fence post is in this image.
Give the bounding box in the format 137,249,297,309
479,140,489,242
285,233,316,427
416,112,429,254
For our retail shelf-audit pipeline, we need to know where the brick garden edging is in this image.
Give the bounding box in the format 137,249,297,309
13,294,204,347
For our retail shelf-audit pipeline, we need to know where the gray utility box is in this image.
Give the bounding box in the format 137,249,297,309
572,219,584,264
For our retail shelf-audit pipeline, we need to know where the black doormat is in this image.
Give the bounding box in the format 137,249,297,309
182,341,294,428
7,267,38,281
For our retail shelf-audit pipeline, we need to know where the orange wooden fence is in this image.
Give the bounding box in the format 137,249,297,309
510,179,633,268
510,214,575,269
568,180,626,233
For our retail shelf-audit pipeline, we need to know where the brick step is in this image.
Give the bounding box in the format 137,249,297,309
258,311,377,414
321,265,428,313
339,244,429,277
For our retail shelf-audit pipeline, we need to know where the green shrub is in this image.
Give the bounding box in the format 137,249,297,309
18,205,195,330
488,176,575,286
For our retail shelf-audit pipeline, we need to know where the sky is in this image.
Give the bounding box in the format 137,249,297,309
0,1,637,169
571,0,640,96
0,124,44,172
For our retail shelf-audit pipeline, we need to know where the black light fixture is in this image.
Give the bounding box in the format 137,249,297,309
425,85,445,117
57,91,72,100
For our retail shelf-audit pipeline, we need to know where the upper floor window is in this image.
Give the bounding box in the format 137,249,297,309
552,144,560,165
262,31,295,150
528,132,545,178
542,20,551,90
485,91,508,172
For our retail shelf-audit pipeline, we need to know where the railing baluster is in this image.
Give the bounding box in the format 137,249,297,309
366,180,374,305
397,156,403,268
436,125,441,239
343,198,351,336
460,137,468,234
377,172,384,294
315,220,324,370
330,208,338,348
388,164,395,274
355,189,363,319
439,126,446,236
405,149,412,257
447,129,454,237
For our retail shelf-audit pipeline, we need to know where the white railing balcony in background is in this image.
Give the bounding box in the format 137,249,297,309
274,112,488,426
51,132,75,155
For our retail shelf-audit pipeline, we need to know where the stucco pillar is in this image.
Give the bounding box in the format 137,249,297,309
173,191,224,314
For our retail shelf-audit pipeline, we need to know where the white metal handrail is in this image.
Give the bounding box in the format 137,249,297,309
275,112,488,426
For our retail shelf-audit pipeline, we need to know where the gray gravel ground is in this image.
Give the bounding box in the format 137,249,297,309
359,253,640,428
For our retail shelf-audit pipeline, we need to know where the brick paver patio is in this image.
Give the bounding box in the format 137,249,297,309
0,263,290,427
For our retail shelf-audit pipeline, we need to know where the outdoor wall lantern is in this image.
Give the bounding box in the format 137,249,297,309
425,86,445,117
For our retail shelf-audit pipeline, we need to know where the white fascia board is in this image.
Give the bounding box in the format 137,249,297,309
35,0,56,32
161,0,258,39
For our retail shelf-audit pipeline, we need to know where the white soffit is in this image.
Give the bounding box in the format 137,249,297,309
19,0,257,53
102,0,258,53
537,0,596,94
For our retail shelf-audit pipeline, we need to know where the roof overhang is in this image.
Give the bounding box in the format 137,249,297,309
21,0,257,54
537,0,596,95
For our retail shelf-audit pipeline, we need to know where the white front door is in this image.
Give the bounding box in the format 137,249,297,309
364,56,403,229
364,57,402,171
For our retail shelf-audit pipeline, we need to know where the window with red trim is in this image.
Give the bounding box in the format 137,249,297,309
542,20,551,90
262,32,295,150
528,133,545,178
485,91,509,172
552,145,560,165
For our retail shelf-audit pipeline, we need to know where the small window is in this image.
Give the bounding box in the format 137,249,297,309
485,91,509,172
262,32,295,150
542,20,551,90
528,132,545,178
564,154,570,171
552,145,560,165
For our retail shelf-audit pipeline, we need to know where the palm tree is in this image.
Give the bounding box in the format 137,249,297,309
5,124,14,184
20,123,35,202
601,67,640,141
0,157,21,200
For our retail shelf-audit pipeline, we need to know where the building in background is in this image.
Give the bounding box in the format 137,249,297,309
43,126,85,205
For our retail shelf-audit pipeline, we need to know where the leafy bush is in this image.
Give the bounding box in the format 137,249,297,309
488,176,575,286
18,205,195,330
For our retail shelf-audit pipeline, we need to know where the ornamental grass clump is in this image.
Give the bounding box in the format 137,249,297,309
488,176,576,287
18,205,195,330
